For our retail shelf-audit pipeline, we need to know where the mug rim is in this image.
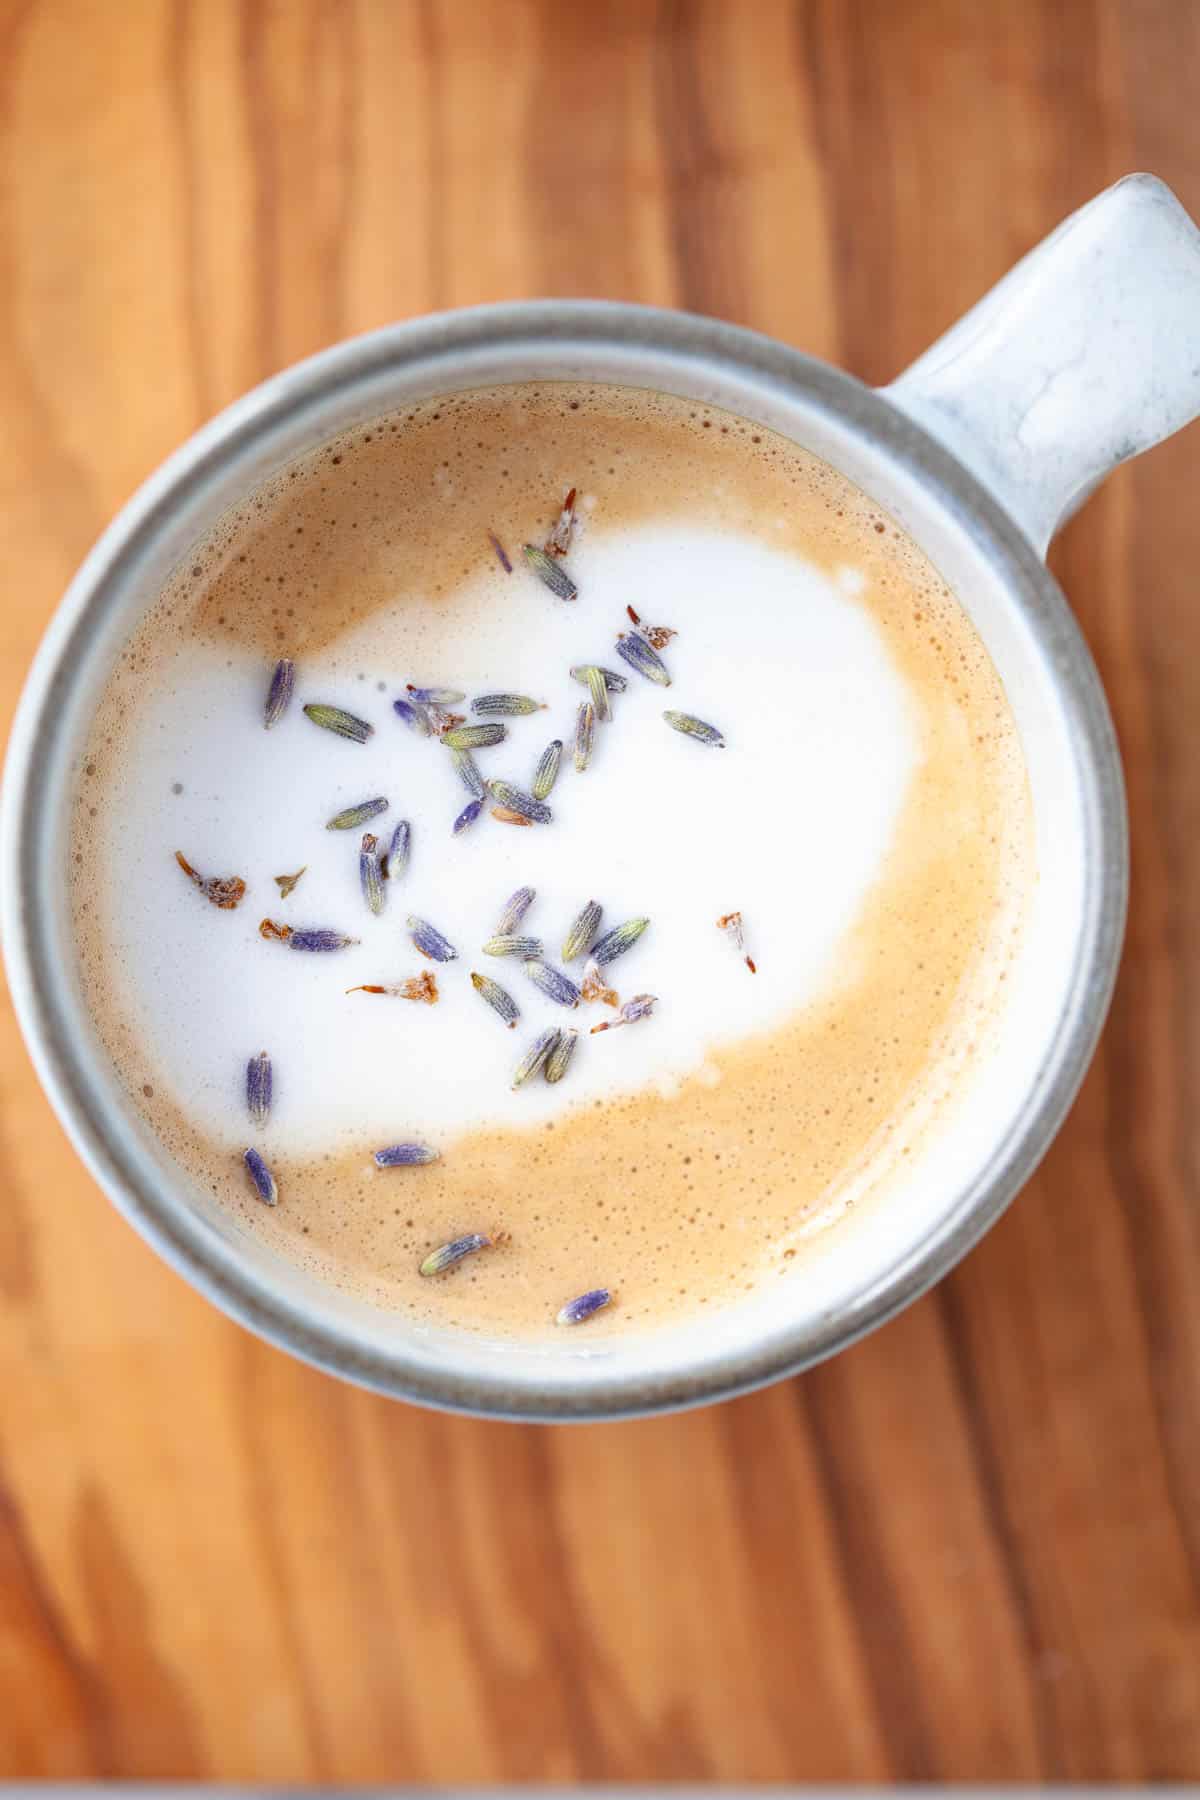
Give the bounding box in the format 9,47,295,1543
0,300,1128,1420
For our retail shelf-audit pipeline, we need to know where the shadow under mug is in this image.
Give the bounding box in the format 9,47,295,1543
5,174,1199,1419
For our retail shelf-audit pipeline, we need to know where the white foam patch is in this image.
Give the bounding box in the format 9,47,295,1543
95,524,916,1152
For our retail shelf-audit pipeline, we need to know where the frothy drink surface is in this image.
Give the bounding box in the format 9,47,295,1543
71,383,1032,1336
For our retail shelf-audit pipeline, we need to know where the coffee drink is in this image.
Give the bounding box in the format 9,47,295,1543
70,382,1031,1336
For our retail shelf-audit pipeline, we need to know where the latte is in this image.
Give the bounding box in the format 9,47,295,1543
70,381,1032,1336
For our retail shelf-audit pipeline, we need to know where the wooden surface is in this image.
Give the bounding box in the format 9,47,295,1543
2,0,1199,1780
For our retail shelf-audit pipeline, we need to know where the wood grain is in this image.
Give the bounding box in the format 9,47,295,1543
2,0,1198,1779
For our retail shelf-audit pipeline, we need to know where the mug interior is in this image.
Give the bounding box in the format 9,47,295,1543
1,304,1125,1417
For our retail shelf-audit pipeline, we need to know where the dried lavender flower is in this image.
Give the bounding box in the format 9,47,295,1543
585,662,611,723
488,530,513,573
408,915,458,962
345,972,439,1003
471,694,546,716
483,933,543,959
262,919,359,950
557,1288,611,1326
175,851,246,911
374,1143,439,1168
243,1147,278,1206
546,486,577,556
570,663,627,693
581,958,619,1007
486,780,552,824
663,710,725,748
288,927,360,952
386,820,411,880
303,703,374,743
531,739,563,800
574,700,595,772
522,960,581,1008
393,696,431,735
523,544,578,601
471,971,520,1029
627,605,677,649
591,917,649,967
562,899,602,963
264,658,295,728
327,796,389,831
591,993,657,1032
544,1028,579,1084
425,704,467,736
453,798,484,835
360,833,386,914
273,866,307,899
512,1027,561,1088
496,886,536,934
441,723,507,750
717,910,757,973
420,1233,496,1277
491,807,532,827
449,747,487,798
246,1051,272,1127
407,684,466,706
615,631,671,686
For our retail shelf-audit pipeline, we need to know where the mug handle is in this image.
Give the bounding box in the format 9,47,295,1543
885,173,1200,557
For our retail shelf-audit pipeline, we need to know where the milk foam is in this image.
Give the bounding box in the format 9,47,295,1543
92,524,914,1152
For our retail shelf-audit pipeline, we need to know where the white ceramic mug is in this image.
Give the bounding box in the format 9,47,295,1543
5,174,1198,1419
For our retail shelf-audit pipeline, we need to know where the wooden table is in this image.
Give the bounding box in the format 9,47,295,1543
2,0,1198,1780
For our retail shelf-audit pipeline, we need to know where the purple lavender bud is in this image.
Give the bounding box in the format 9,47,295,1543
302,703,373,743
471,694,545,716
663,710,725,748
393,697,431,735
246,1051,272,1126
407,915,457,962
441,723,506,750
327,796,388,831
485,780,552,824
522,544,577,601
407,684,466,706
360,834,385,915
590,917,649,968
420,1233,493,1277
471,971,520,1029
288,928,360,952
374,1143,439,1168
557,1288,611,1326
512,1027,561,1088
387,819,411,879
562,900,602,963
496,887,536,934
592,993,658,1034
243,1147,278,1206
615,630,671,686
621,994,657,1023
450,748,487,798
574,700,595,772
264,658,295,728
531,740,562,800
544,1029,579,1084
521,960,581,1008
